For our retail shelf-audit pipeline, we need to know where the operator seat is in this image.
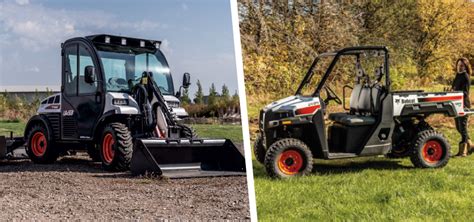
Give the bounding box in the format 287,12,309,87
328,63,376,126
370,66,385,113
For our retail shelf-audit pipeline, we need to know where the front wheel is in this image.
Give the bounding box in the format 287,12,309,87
100,123,133,171
264,138,313,178
26,124,59,164
410,130,450,168
253,135,266,164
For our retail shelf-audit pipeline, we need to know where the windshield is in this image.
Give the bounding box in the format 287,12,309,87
296,54,335,96
97,49,174,94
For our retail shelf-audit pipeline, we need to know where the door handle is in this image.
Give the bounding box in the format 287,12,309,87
95,92,102,103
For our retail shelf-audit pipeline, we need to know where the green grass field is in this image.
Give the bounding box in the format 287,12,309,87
253,124,474,221
190,124,243,142
0,120,25,136
249,86,474,221
0,121,243,142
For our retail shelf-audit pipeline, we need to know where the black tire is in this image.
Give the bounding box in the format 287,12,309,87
264,138,313,178
86,144,101,162
253,134,266,164
26,124,59,164
178,124,197,138
99,123,133,171
409,129,450,168
388,121,433,158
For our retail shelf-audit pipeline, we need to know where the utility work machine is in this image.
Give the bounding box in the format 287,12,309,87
254,46,466,178
0,34,245,177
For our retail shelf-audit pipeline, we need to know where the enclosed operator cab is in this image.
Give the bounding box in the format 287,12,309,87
27,34,190,155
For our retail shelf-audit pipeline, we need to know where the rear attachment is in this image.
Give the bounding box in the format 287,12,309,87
0,132,27,159
130,138,246,178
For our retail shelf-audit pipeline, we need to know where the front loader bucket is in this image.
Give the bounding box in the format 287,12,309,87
130,138,246,178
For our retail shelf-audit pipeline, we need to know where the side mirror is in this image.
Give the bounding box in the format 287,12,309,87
182,72,191,89
84,66,96,84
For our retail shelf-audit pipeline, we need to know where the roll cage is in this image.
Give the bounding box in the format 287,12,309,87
295,46,391,97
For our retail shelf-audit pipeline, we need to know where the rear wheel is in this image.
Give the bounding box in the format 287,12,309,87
26,124,59,164
388,121,433,158
264,138,313,178
253,135,266,164
410,130,450,168
178,124,197,138
100,123,133,171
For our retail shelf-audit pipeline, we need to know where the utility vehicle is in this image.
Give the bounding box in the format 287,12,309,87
254,46,465,178
0,34,245,177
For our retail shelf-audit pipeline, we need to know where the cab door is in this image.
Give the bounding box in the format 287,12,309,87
61,41,103,140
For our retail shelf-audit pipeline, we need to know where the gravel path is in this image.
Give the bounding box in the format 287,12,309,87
0,152,250,220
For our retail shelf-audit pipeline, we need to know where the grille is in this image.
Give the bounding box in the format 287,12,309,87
62,116,77,138
45,113,60,139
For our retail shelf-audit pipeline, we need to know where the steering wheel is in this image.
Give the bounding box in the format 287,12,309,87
323,85,342,105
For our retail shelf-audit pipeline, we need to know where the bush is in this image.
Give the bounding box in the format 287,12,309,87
0,94,41,122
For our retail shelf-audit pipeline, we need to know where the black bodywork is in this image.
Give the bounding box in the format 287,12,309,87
23,35,168,147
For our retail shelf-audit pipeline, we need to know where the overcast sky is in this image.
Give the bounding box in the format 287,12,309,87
0,0,239,98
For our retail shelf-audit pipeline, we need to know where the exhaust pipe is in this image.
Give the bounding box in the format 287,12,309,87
130,138,246,178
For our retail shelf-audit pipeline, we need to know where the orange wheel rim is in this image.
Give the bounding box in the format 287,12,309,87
31,132,47,157
422,140,443,163
102,133,115,164
278,150,304,175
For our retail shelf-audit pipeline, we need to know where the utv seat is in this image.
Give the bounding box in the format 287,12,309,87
329,113,376,126
329,66,382,126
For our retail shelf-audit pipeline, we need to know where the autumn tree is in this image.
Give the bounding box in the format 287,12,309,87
180,88,191,105
221,84,230,102
194,80,204,104
208,83,218,107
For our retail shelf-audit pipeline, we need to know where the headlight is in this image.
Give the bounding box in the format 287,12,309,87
113,98,129,105
166,101,180,108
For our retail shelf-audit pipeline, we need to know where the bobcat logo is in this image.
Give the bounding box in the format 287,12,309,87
63,110,74,116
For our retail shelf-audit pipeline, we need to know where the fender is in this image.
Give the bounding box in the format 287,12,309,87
92,110,135,142
24,114,55,142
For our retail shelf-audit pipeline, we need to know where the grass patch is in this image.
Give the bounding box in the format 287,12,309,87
0,121,243,143
253,120,474,221
190,124,243,142
0,120,25,136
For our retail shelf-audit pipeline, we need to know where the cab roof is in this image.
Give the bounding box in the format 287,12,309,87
85,34,161,50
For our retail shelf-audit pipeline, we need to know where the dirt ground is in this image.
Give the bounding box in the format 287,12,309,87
0,148,250,220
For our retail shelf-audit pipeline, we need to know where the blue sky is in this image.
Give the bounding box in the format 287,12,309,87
0,0,238,97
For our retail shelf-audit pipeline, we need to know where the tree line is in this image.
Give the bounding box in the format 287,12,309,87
180,80,240,117
239,0,474,107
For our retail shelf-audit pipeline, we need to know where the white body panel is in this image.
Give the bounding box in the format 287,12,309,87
103,92,140,115
264,95,321,115
163,95,188,118
37,93,61,114
264,96,321,116
392,92,464,116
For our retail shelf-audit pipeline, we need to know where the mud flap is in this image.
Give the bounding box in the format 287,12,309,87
130,138,246,178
